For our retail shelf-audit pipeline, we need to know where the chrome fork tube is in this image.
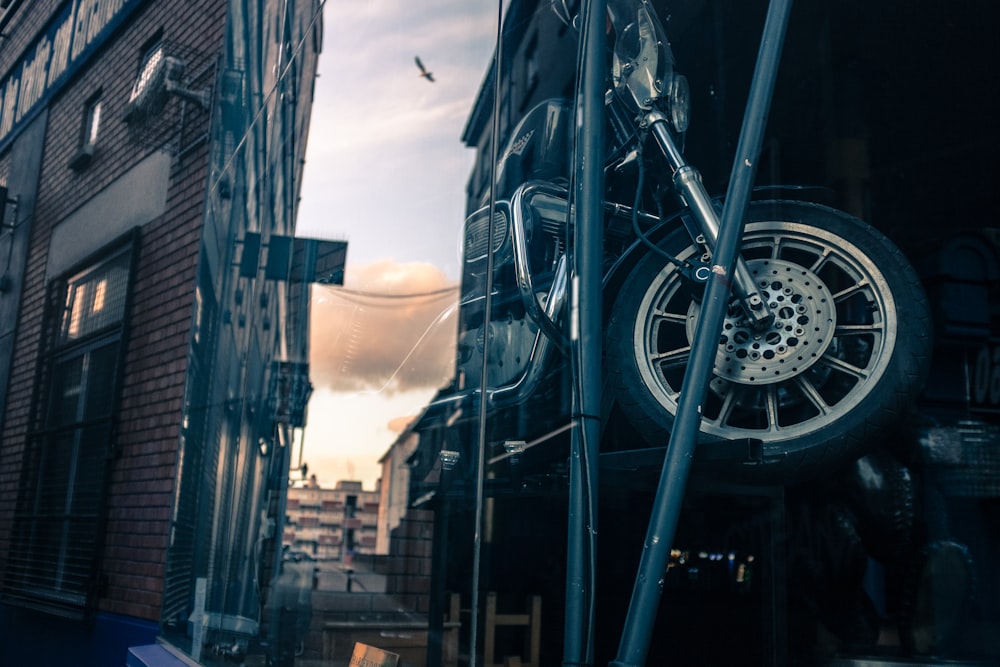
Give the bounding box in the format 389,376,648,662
647,111,772,326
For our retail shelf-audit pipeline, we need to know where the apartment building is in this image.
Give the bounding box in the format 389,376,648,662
284,478,380,561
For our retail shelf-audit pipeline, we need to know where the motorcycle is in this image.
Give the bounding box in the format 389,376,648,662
449,0,931,483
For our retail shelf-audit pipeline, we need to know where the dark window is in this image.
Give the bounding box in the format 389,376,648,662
69,92,102,170
5,242,134,614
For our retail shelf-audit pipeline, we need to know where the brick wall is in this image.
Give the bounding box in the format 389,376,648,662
296,509,438,663
96,0,229,622
379,508,435,614
0,0,228,622
0,121,51,591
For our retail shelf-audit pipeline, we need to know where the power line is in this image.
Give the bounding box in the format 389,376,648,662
318,284,459,301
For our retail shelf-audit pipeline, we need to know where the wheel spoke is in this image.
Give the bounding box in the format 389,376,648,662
835,322,883,336
709,382,740,427
816,351,869,380
768,234,784,260
831,278,872,303
764,384,782,432
808,248,833,274
650,345,690,368
651,308,688,325
794,374,833,415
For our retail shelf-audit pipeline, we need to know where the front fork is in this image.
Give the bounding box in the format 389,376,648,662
645,110,774,329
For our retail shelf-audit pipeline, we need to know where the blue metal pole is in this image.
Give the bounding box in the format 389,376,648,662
612,1,794,665
566,0,607,665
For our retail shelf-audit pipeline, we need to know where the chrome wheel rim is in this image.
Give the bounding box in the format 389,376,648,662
633,221,897,442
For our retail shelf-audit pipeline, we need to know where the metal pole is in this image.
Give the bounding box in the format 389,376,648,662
565,0,607,665
611,1,793,665
426,490,450,667
470,3,507,666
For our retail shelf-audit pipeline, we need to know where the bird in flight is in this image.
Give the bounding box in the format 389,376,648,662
414,56,435,82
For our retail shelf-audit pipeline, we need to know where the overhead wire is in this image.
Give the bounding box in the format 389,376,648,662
316,284,459,302
331,299,459,398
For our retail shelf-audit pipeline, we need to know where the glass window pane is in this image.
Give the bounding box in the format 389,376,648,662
59,250,130,343
82,342,118,421
85,98,101,145
49,356,84,426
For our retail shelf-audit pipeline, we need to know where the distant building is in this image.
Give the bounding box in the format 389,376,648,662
284,478,380,560
0,0,341,665
377,416,423,555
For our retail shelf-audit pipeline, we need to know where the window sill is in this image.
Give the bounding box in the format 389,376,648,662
127,640,203,667
0,589,87,620
69,143,96,170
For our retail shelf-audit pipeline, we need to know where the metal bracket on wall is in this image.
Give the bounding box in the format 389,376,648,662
0,187,19,292
0,186,18,232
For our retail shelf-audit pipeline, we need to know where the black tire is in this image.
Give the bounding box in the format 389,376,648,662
606,200,932,483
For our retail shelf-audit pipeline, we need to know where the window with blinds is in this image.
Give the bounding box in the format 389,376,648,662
5,242,134,615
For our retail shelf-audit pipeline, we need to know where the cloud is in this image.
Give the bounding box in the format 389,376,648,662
309,259,458,394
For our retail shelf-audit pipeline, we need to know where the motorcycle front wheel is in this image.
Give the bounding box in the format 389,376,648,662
606,200,932,483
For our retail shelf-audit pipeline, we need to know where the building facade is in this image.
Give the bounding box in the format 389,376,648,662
0,1,340,665
377,414,424,556
284,478,380,561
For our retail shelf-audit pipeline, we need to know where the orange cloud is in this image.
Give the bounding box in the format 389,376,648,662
310,260,458,394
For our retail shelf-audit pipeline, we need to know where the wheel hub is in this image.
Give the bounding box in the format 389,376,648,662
686,258,837,386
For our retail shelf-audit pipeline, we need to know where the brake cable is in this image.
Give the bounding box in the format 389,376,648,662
628,132,708,283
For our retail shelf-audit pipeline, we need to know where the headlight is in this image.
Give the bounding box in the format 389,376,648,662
668,73,690,133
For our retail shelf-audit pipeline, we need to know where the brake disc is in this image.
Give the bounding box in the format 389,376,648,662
686,257,837,386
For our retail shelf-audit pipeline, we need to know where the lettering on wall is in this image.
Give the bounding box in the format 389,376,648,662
0,0,143,150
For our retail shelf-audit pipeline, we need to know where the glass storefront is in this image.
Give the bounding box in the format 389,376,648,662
163,1,1000,665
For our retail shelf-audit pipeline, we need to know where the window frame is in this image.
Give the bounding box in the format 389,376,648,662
122,34,167,120
69,90,102,170
129,40,166,105
82,92,102,147
4,233,138,616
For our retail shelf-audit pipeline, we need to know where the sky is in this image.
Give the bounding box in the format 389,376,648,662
293,1,502,489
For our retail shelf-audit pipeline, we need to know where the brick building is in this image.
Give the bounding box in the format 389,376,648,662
0,1,340,665
284,478,380,561
377,407,428,556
